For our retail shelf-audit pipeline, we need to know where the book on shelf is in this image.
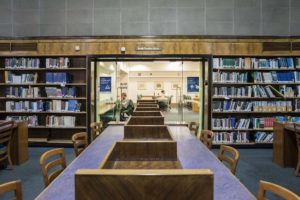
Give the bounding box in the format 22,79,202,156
6,100,43,112
253,71,294,83
253,101,292,112
45,72,70,84
213,57,296,69
255,132,273,143
44,100,81,112
46,115,76,127
5,58,40,69
213,58,249,69
213,86,252,97
213,132,249,144
46,57,70,69
6,115,38,127
252,118,276,129
6,86,41,98
213,101,252,112
213,72,248,83
252,58,294,69
212,118,250,129
45,87,76,98
5,72,38,84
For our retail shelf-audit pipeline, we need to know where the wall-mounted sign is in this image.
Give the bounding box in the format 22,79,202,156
100,76,111,92
136,46,161,51
187,77,199,93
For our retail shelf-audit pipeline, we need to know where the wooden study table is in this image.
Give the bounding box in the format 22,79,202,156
0,120,28,165
36,125,255,200
273,122,298,168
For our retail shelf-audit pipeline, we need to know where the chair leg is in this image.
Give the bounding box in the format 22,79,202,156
7,147,13,170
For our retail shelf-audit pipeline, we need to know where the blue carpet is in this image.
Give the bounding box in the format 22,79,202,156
0,148,299,199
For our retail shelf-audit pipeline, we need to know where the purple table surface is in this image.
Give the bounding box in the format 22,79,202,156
36,125,255,200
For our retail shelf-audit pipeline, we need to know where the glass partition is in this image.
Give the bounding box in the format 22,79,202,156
92,57,210,131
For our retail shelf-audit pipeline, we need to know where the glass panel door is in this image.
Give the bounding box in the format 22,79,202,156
95,61,120,127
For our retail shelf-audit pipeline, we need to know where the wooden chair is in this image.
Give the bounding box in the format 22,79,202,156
294,123,300,176
189,122,198,135
0,180,22,200
257,180,299,200
0,121,14,169
218,145,240,175
200,130,215,150
90,122,102,140
72,132,88,157
40,148,66,187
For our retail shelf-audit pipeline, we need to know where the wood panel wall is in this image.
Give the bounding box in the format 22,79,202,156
1,37,300,56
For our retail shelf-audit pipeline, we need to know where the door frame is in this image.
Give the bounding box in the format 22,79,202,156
88,54,213,137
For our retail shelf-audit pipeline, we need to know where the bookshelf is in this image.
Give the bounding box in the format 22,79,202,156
210,57,300,147
0,56,88,146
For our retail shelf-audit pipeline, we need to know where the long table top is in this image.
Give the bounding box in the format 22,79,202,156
36,125,255,200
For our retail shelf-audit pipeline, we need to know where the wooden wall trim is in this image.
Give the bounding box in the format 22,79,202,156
0,37,299,56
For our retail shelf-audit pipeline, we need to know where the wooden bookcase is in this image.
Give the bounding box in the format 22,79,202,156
210,56,300,147
0,56,88,146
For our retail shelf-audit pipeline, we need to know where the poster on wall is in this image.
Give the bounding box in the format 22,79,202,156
100,76,112,92
187,77,199,93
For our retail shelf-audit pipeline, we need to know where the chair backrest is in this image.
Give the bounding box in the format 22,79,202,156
0,121,14,164
0,180,22,200
257,180,300,200
218,145,240,175
72,132,88,157
90,122,102,140
0,120,14,147
200,130,215,150
40,148,66,187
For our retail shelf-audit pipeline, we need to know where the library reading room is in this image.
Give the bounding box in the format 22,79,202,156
0,0,300,200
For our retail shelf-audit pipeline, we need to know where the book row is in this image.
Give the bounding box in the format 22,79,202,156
213,57,298,69
5,100,81,112
253,71,298,83
213,101,294,112
213,85,296,98
46,72,70,84
5,86,77,98
212,116,300,130
213,71,298,83
4,57,71,69
255,132,274,143
213,132,249,144
46,58,70,69
5,72,38,84
212,132,273,144
5,58,40,69
46,115,76,127
6,115,38,127
213,72,248,83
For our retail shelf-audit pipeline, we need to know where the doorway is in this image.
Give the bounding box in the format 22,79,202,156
89,56,211,135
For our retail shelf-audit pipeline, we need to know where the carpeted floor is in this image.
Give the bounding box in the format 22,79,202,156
0,147,299,199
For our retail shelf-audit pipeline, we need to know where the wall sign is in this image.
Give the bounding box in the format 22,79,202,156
187,77,199,92
100,76,111,92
